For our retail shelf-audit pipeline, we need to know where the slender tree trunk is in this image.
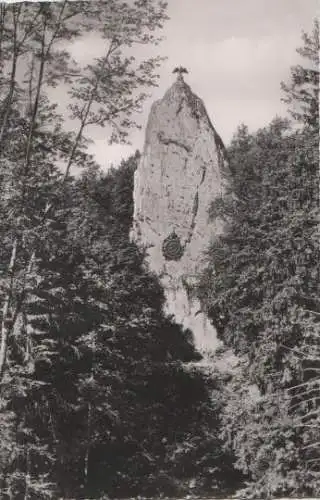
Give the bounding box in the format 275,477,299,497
27,54,35,114
0,4,43,147
63,39,117,181
0,5,20,146
22,9,48,178
24,447,30,500
0,4,7,68
0,238,17,380
84,401,92,487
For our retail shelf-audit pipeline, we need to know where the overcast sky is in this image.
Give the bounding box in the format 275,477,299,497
26,0,320,170
91,0,318,169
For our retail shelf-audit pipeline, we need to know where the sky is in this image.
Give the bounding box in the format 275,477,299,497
85,0,318,170
14,0,319,170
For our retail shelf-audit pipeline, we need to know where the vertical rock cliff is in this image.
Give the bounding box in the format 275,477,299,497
131,74,231,354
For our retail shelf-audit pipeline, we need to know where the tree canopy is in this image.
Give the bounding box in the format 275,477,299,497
199,21,319,498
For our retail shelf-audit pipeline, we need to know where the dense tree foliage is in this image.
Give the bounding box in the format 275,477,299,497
0,0,168,383
0,153,237,498
0,2,318,499
0,2,227,498
199,22,319,498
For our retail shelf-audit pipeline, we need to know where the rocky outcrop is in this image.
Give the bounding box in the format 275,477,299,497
131,75,231,354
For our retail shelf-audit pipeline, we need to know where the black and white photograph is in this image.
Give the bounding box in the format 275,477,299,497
0,0,318,498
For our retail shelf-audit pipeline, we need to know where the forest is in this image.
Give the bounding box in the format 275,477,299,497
0,1,318,499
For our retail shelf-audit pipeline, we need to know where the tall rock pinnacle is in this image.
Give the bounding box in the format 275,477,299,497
131,75,231,353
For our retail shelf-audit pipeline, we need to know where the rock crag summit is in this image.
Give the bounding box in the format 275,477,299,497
131,74,231,353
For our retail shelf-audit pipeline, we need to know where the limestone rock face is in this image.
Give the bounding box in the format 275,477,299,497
131,77,231,353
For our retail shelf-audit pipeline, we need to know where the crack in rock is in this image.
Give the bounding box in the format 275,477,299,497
183,166,206,249
200,165,207,184
157,131,191,153
184,188,199,249
176,97,184,115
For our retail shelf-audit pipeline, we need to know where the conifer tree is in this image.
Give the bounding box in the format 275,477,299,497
281,19,319,131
